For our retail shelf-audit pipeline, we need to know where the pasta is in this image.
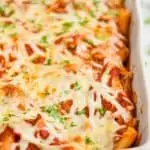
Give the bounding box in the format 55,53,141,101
0,0,137,150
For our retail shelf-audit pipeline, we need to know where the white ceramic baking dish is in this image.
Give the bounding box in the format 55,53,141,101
126,0,150,149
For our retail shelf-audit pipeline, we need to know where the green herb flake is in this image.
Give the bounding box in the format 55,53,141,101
2,113,15,122
79,19,89,26
70,122,77,127
45,58,51,65
84,39,94,46
63,90,69,95
42,105,65,124
3,116,9,121
106,10,120,17
89,10,96,18
9,32,17,38
41,0,50,5
0,22,15,30
57,22,74,35
93,0,99,8
43,92,50,96
40,35,49,46
6,23,15,29
73,81,81,91
27,108,31,112
85,136,94,145
0,5,14,17
62,60,70,65
144,17,150,25
63,21,74,31
98,107,106,116
36,23,43,31
76,109,85,115
0,7,5,15
96,34,109,41
75,13,81,20
73,2,83,9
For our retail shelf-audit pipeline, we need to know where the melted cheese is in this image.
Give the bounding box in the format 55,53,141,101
0,0,133,150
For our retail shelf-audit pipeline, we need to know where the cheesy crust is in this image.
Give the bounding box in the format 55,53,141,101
0,0,137,150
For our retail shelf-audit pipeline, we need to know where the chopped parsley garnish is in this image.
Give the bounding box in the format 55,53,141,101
62,60,70,65
31,0,40,4
89,10,96,18
70,122,77,127
106,10,120,17
93,0,99,9
144,17,150,25
98,107,106,116
29,19,35,23
56,21,74,35
42,105,66,124
63,90,69,95
45,58,52,65
41,0,50,5
0,22,15,31
40,35,48,43
36,23,43,31
85,136,94,145
10,32,17,38
84,39,94,46
3,116,10,121
63,22,74,29
5,23,15,29
76,109,86,115
0,7,5,15
27,108,31,112
43,91,50,96
40,35,49,47
62,22,73,33
73,81,81,91
79,19,89,26
75,13,82,20
0,113,15,123
29,20,43,31
23,108,31,115
61,90,69,97
63,22,73,30
96,34,109,41
0,5,14,17
73,2,83,9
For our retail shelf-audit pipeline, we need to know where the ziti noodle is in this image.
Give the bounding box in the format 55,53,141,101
0,0,137,150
